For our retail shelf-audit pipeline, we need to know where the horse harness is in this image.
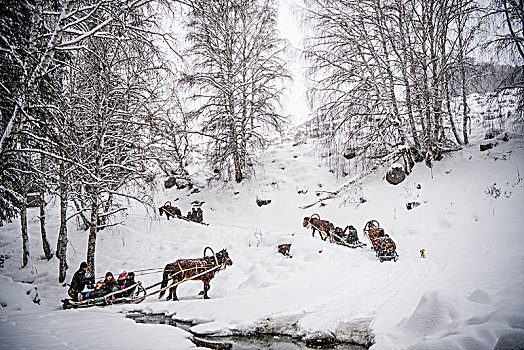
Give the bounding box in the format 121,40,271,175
166,254,226,280
306,217,333,238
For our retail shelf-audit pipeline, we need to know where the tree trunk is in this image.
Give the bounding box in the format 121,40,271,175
56,162,68,283
39,192,52,260
458,0,469,145
20,193,29,268
376,0,414,174
445,72,462,144
396,0,421,152
86,187,99,278
421,2,433,167
87,223,97,279
73,199,90,231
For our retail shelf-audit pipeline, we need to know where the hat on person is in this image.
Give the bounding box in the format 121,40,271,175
80,262,88,269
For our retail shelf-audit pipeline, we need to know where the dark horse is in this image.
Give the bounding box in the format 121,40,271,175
303,214,335,241
159,201,182,220
159,248,233,301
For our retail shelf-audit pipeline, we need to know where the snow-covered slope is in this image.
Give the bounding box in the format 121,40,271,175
0,118,523,349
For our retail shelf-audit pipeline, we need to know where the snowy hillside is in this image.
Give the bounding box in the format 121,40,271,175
1,115,523,349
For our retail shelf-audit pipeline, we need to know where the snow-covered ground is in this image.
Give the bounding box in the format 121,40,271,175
1,112,524,349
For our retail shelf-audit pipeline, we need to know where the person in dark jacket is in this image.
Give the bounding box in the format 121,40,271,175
117,271,137,297
93,272,118,297
346,225,359,244
196,208,204,223
68,262,90,302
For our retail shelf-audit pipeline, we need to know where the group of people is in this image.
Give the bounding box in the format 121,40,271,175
68,262,136,302
186,207,204,223
332,225,359,244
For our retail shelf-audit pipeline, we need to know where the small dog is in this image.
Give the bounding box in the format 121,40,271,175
420,249,426,258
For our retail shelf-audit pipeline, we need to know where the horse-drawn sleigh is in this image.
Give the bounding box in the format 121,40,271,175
159,201,208,226
62,247,232,309
303,214,366,248
363,220,399,262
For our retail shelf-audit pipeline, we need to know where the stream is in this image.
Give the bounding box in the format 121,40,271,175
126,312,368,349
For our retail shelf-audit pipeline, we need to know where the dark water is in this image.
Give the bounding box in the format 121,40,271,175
126,313,367,350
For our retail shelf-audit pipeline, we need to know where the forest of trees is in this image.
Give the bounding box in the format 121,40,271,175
301,0,523,177
0,0,522,280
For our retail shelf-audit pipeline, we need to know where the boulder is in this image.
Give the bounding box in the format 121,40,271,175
256,199,271,207
343,150,357,160
164,176,192,190
304,331,336,347
485,129,501,140
386,164,406,185
164,177,176,189
480,142,497,151
406,202,420,210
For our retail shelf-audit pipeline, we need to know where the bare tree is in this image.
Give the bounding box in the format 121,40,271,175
488,0,524,119
1,0,178,276
61,6,171,276
182,0,290,183
301,0,413,175
300,0,480,178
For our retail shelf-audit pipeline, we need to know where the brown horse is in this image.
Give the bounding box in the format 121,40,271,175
159,248,232,301
303,214,335,241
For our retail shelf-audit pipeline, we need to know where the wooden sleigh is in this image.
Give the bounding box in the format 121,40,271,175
62,281,147,309
363,220,399,262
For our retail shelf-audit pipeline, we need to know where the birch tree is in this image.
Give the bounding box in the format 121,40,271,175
63,7,170,277
1,0,177,277
182,0,290,183
301,0,480,177
488,0,524,119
